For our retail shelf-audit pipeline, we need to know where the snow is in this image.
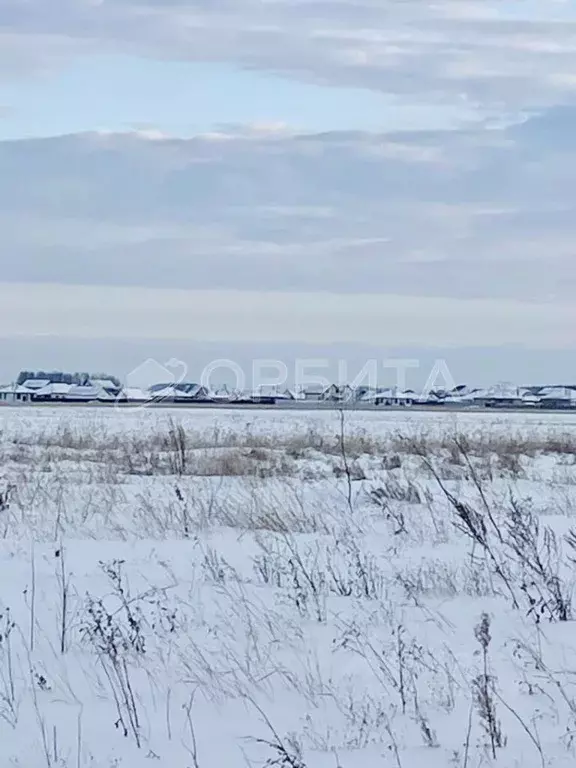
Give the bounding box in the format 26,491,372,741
1,405,576,766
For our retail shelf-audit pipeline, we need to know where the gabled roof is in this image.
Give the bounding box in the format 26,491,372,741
283,388,305,400
149,383,207,400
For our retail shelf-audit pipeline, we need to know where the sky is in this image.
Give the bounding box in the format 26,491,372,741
2,0,576,387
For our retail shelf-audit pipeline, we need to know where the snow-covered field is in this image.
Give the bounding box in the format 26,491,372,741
3,405,576,766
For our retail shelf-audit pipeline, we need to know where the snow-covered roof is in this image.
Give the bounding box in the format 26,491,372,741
34,383,72,396
148,385,182,399
283,388,305,400
67,385,101,400
0,384,34,395
471,383,525,400
522,393,541,404
21,378,52,390
395,391,416,401
361,388,389,401
540,387,576,401
210,391,232,400
442,394,475,404
90,379,119,390
149,384,206,400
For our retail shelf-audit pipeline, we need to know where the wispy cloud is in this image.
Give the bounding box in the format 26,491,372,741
1,112,576,304
2,1,576,109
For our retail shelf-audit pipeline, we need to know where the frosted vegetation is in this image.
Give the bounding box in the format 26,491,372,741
2,407,576,766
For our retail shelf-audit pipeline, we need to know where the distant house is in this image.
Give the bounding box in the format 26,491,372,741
65,384,117,402
87,379,123,399
321,384,355,403
283,388,305,401
361,387,415,407
438,386,477,406
91,379,120,392
353,386,374,402
301,385,325,402
252,385,293,403
471,384,526,408
249,386,284,404
118,387,150,403
416,390,443,406
521,393,541,407
32,383,72,401
148,382,210,403
210,386,233,402
0,384,34,403
248,393,277,405
538,386,576,409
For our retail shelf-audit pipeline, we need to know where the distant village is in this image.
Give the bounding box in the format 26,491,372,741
2,370,576,410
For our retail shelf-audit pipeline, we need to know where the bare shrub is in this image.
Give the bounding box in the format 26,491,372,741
369,478,421,505
325,538,386,601
167,419,189,475
249,699,307,768
382,454,402,470
0,483,14,513
0,607,17,728
82,592,143,747
496,450,524,478
473,614,505,758
505,500,572,622
80,559,177,748
396,560,498,599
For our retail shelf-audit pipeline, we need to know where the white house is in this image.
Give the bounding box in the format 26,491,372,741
538,386,576,409
32,382,72,401
147,383,210,403
0,384,34,403
321,384,355,403
361,387,416,406
301,385,326,402
65,384,117,402
471,383,526,408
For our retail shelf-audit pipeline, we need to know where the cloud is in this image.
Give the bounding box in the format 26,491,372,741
2,281,576,349
3,1,576,109
1,111,576,305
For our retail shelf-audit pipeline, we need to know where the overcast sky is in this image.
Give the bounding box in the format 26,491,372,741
1,0,576,386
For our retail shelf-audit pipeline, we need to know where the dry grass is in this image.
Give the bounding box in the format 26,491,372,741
5,420,576,472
